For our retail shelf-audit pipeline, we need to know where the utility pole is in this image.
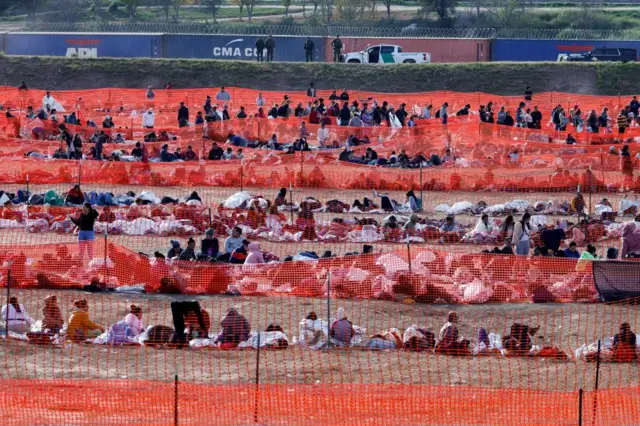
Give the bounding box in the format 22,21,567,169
327,0,332,26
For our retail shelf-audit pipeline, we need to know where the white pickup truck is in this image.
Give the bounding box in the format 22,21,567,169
343,44,430,64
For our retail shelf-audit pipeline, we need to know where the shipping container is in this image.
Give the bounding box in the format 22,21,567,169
163,34,326,62
5,32,163,58
492,39,640,61
325,37,490,63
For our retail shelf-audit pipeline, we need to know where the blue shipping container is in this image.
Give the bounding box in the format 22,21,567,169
492,39,640,61
5,33,162,58
164,34,325,62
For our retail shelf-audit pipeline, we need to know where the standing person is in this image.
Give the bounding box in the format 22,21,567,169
69,203,99,263
531,106,542,129
254,36,265,62
304,37,315,62
178,102,189,128
216,86,231,102
265,35,276,62
317,121,329,148
331,35,343,62
307,82,317,98
524,86,533,101
439,102,449,125
618,110,629,134
146,86,155,100
143,109,155,129
512,212,532,256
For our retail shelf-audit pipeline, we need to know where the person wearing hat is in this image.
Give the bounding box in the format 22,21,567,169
167,240,183,259
143,109,155,129
67,299,103,342
200,229,219,261
265,34,276,62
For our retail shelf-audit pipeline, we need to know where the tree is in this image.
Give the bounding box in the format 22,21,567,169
283,0,292,17
335,0,366,23
171,0,194,22
484,0,526,27
310,0,323,17
245,0,260,22
121,0,139,21
419,0,457,21
24,0,47,21
384,0,392,20
230,0,244,20
203,0,222,22
155,0,172,20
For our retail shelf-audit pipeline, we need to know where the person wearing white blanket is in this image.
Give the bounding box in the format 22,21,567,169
1,297,35,333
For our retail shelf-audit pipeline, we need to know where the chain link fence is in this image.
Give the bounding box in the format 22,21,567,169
13,22,640,40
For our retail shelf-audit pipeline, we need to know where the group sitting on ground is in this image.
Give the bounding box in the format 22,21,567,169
5,298,635,362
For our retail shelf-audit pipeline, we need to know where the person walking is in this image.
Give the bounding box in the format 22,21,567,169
254,37,265,62
331,35,343,62
265,35,276,62
304,37,315,62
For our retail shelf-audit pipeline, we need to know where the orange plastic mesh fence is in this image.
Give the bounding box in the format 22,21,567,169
1,288,639,425
1,86,640,424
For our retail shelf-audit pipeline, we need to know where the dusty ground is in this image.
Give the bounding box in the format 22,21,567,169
1,288,639,391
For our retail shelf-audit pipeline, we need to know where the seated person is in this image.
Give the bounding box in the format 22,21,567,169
200,229,219,261
329,307,354,346
65,185,85,205
1,296,35,334
98,206,116,223
67,299,104,342
230,239,250,264
299,312,327,349
167,240,183,259
177,237,197,261
563,241,580,259
436,312,470,355
215,308,250,347
42,295,64,334
219,227,244,262
503,323,540,355
440,215,459,233
403,325,436,352
612,322,637,362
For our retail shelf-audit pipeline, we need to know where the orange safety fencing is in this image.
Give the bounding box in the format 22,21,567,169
0,241,605,302
2,86,640,424
0,154,637,192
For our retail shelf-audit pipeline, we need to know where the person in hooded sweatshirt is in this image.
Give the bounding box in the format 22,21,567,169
330,307,354,346
621,222,640,258
215,308,250,347
244,242,265,265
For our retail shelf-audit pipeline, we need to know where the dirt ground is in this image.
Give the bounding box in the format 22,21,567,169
1,288,639,392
